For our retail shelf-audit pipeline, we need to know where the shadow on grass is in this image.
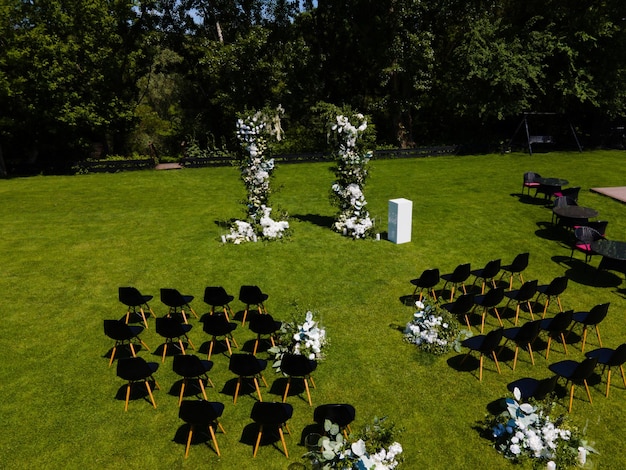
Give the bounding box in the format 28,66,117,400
512,192,550,206
198,339,235,359
171,423,221,457
534,221,571,242
552,255,622,288
168,378,214,401
114,381,159,408
291,213,335,228
239,422,288,457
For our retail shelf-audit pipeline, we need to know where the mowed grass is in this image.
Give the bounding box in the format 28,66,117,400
2,150,626,469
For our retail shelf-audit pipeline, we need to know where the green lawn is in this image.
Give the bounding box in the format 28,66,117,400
2,150,626,469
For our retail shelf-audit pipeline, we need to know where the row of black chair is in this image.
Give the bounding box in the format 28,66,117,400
461,302,611,380
178,400,355,459
119,285,269,327
114,351,318,413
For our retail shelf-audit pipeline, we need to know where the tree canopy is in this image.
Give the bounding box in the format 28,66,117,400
1,0,625,173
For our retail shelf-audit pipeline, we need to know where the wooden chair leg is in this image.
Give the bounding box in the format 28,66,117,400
109,346,117,367
595,326,602,347
560,333,568,355
512,347,519,370
478,355,484,381
145,380,157,408
162,343,168,363
125,383,132,412
278,426,289,458
185,426,194,458
282,378,291,402
568,384,575,413
492,351,501,374
528,343,535,365
606,368,612,398
253,377,263,402
208,425,220,457
187,336,195,350
178,379,186,406
493,307,503,326
234,378,241,404
545,337,552,360
253,425,263,457
303,378,312,406
584,379,593,405
198,378,208,401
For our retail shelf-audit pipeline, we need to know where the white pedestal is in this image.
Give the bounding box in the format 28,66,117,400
388,198,412,244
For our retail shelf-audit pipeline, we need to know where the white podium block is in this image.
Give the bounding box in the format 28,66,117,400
388,198,413,244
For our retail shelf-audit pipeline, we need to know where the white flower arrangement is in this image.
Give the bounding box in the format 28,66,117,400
225,108,289,243
329,113,373,239
404,300,470,355
486,387,597,469
306,417,403,469
269,310,328,370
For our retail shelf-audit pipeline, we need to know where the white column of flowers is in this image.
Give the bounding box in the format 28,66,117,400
224,109,289,244
330,113,373,239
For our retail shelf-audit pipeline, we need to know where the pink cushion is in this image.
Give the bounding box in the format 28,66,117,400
524,182,540,187
576,243,592,252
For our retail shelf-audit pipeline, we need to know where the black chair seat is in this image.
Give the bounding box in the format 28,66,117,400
507,375,557,401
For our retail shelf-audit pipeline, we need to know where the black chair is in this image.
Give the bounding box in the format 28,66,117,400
239,285,269,326
569,303,610,352
116,357,160,411
119,286,155,328
548,357,598,412
551,196,578,225
522,171,541,196
472,286,505,333
507,375,558,402
160,288,198,324
313,404,356,439
250,401,293,458
470,259,501,294
461,328,504,381
539,309,574,359
155,316,195,363
500,320,541,370
586,343,626,397
570,227,603,264
441,292,475,330
499,253,529,290
200,312,238,359
440,263,470,301
248,313,282,355
178,400,225,458
228,353,268,404
410,268,440,302
503,279,538,325
573,220,608,237
553,186,581,202
104,319,150,367
535,276,568,317
280,353,318,406
203,286,235,321
173,354,215,406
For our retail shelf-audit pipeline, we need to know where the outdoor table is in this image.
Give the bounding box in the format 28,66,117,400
536,177,569,199
552,205,598,227
591,239,626,274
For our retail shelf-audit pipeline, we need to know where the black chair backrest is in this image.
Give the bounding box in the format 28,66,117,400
587,303,610,324
104,319,139,340
545,276,568,296
609,344,626,366
239,285,266,303
204,286,230,305
546,310,574,333
571,357,598,381
508,253,529,272
314,404,356,427
450,293,475,314
574,226,603,244
119,286,143,306
249,313,280,334
515,280,538,300
481,259,501,278
587,220,608,236
481,286,505,306
156,316,187,337
480,328,504,352
534,375,558,399
524,172,540,183
173,354,204,377
561,186,581,201
117,357,152,381
451,263,471,281
420,268,440,285
251,401,293,425
229,353,266,376
179,400,224,425
281,353,316,376
201,313,233,335
161,288,184,307
515,320,541,342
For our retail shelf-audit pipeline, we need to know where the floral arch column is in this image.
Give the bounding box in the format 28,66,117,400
224,108,289,244
329,113,373,239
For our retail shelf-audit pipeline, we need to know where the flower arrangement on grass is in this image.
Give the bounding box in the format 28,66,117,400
224,107,289,243
305,416,403,469
484,387,597,469
329,113,374,239
404,299,471,355
268,309,328,370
